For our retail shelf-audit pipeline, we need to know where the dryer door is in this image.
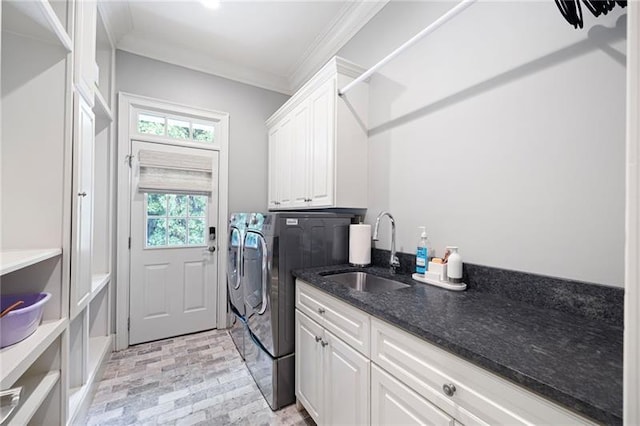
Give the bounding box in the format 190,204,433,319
243,229,276,356
227,225,244,315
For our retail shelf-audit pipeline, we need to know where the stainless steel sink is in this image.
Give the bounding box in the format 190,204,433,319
327,272,410,293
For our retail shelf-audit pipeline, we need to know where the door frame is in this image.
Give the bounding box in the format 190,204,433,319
115,92,230,350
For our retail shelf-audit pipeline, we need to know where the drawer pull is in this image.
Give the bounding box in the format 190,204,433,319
318,308,325,314
315,336,322,342
320,340,328,347
442,383,457,397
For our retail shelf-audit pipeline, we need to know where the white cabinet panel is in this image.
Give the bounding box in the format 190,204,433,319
323,330,370,426
74,0,97,105
291,102,310,206
295,310,323,423
308,78,335,208
372,364,454,426
70,95,95,318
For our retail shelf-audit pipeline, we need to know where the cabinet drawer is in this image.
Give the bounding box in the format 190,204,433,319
371,318,594,425
296,280,370,356
372,363,454,426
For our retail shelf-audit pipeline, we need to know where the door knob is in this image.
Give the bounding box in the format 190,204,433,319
320,340,328,347
442,383,456,397
315,336,322,342
78,192,87,197
317,308,325,314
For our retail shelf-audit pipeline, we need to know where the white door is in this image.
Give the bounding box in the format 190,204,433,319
129,140,218,345
323,329,370,426
371,364,455,426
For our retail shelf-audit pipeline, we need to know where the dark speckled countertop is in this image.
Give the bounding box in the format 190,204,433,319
292,264,623,425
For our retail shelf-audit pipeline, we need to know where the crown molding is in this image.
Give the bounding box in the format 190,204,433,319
286,0,389,93
117,35,292,95
98,0,133,46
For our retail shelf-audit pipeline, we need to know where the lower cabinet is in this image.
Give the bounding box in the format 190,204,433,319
295,279,595,426
371,364,454,426
295,310,370,425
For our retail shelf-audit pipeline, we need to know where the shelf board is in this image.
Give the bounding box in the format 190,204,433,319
91,273,111,299
93,88,113,123
68,335,112,423
88,335,112,376
0,319,67,389
6,371,60,425
0,249,62,276
2,0,72,52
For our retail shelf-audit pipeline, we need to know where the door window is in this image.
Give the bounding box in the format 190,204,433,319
145,193,208,248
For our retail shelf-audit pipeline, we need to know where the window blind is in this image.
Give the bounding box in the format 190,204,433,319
138,149,213,194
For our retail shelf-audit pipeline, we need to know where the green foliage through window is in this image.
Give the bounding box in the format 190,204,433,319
145,193,207,248
137,111,215,143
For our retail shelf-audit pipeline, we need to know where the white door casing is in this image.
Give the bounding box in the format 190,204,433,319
116,92,229,350
128,141,218,345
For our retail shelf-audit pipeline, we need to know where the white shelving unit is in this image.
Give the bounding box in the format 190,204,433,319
1,0,116,423
1,0,73,419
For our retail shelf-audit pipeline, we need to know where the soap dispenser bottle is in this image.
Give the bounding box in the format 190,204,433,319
416,227,430,275
446,246,463,283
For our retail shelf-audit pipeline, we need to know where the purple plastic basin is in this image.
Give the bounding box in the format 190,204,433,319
1,293,51,348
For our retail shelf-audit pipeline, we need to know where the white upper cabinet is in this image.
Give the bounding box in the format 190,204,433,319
266,57,368,210
74,0,98,105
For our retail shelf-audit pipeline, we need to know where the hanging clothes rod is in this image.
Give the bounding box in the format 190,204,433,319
338,0,478,97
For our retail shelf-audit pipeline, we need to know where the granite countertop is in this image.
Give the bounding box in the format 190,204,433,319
292,264,623,425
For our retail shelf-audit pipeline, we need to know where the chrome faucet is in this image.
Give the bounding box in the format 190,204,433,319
372,211,400,274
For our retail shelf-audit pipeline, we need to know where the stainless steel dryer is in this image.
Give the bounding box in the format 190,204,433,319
242,212,351,410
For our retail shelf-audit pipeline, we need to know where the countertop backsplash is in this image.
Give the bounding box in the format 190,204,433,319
371,248,624,326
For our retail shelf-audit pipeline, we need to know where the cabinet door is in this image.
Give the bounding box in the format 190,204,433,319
295,310,323,424
74,0,97,105
290,101,310,207
323,330,370,426
308,77,336,207
277,116,293,208
268,125,280,209
372,364,455,426
70,95,95,317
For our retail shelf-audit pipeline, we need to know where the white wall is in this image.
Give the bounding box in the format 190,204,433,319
116,51,289,213
338,1,626,286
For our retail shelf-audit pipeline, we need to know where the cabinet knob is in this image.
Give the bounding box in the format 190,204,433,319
320,340,328,347
315,336,322,342
78,192,87,197
442,383,457,397
318,308,325,314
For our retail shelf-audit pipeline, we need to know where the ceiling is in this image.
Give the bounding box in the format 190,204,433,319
100,1,388,94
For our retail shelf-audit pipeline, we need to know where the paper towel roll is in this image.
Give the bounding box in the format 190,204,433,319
349,224,371,266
